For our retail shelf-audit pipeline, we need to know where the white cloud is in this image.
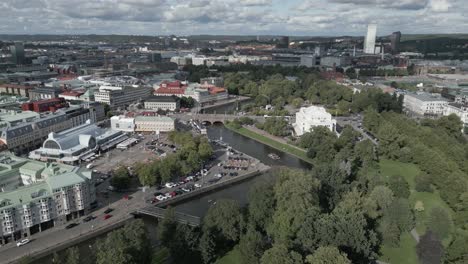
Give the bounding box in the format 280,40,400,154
428,0,451,12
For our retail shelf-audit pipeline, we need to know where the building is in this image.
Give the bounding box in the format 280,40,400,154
58,91,85,101
29,87,63,100
364,24,377,54
0,153,95,244
293,106,336,136
390,31,401,54
154,80,187,96
21,98,68,113
320,56,350,67
0,84,36,98
94,85,152,109
144,96,180,111
29,121,127,164
200,77,224,87
111,115,175,133
134,116,175,132
0,105,97,154
444,103,468,129
80,102,106,122
300,55,317,68
110,116,135,132
403,92,449,116
276,36,289,49
10,42,25,65
61,105,97,127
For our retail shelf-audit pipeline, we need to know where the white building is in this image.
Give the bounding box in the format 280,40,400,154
444,103,468,129
144,96,179,111
110,116,135,132
364,24,377,54
403,92,449,116
110,115,175,133
293,106,336,136
94,85,152,109
134,116,175,132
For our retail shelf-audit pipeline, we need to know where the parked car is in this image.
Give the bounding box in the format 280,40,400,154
169,191,177,197
154,192,163,197
194,183,202,188
103,208,113,214
104,214,112,220
65,223,79,229
83,216,96,222
156,195,167,201
16,239,30,247
165,182,176,188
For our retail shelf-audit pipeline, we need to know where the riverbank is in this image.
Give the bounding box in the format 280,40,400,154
225,124,313,164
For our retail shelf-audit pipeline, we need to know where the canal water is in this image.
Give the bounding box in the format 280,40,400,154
34,122,311,263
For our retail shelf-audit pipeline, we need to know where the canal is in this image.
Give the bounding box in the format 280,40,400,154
34,123,311,264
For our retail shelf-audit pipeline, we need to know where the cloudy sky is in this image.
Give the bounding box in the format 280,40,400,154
1,0,466,36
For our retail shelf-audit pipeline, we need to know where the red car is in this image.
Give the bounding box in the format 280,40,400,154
104,214,112,220
169,191,177,197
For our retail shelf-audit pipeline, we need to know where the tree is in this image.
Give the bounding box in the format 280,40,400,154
414,173,433,192
314,191,380,262
158,208,177,246
379,220,401,247
388,175,410,199
239,226,267,264
383,198,414,233
427,207,453,239
260,244,303,264
444,231,468,264
18,256,33,264
306,246,351,264
65,247,80,264
111,166,131,190
267,169,320,245
52,252,61,264
199,229,217,264
416,231,444,264
203,199,243,242
369,186,394,214
248,181,276,230
198,139,213,161
95,219,151,264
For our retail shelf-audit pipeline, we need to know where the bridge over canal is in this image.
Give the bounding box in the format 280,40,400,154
172,113,266,124
135,207,201,227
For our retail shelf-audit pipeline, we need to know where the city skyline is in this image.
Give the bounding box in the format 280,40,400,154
0,0,465,36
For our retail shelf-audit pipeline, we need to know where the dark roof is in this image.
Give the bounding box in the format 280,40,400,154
145,95,179,103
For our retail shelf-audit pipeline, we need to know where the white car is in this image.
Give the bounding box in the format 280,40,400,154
156,195,167,201
165,182,176,188
16,239,30,247
194,183,202,188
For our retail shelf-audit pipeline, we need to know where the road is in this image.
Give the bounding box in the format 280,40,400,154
336,114,379,145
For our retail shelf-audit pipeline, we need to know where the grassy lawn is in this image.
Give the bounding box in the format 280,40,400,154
379,159,420,189
215,247,242,264
380,233,418,264
226,125,313,164
379,159,455,261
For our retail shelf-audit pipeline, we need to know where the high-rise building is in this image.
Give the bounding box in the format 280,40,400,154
276,36,289,49
10,42,25,65
390,31,402,54
364,24,377,54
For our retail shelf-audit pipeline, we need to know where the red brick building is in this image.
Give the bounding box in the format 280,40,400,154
21,98,68,113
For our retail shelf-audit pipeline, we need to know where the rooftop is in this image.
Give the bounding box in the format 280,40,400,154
406,92,449,102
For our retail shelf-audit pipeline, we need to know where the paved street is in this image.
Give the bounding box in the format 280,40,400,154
336,114,379,145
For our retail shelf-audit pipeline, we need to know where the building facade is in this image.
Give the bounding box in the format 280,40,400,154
0,153,95,245
293,106,336,136
403,92,449,116
29,122,126,164
94,85,152,109
134,116,175,132
444,103,468,129
144,96,179,111
364,24,377,54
